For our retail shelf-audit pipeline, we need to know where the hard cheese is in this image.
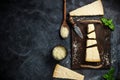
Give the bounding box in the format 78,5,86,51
86,47,101,62
88,24,95,33
53,64,84,80
87,24,96,38
70,0,104,16
87,32,96,38
86,23,101,62
87,40,97,47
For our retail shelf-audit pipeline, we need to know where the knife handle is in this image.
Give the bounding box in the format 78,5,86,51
69,17,76,26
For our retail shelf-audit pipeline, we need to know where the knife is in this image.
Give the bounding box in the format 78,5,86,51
70,17,83,39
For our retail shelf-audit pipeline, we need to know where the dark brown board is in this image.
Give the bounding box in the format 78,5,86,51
71,20,111,69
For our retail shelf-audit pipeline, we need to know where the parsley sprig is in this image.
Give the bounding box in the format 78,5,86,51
103,67,115,80
101,17,115,31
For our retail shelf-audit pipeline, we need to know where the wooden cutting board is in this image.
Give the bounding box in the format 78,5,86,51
71,20,111,69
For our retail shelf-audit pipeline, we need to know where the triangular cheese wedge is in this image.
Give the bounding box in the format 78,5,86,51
70,0,104,16
53,64,84,80
86,47,101,62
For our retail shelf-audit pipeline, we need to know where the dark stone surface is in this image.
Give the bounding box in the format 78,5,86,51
0,0,120,80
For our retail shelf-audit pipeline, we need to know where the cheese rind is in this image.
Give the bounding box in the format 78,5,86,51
86,47,101,62
53,64,84,80
70,0,104,16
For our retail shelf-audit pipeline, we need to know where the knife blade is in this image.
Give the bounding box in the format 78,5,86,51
69,17,83,39
74,25,83,39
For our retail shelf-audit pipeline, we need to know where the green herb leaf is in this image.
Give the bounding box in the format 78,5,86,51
101,17,115,31
103,74,109,79
102,67,115,80
108,67,115,74
109,24,115,31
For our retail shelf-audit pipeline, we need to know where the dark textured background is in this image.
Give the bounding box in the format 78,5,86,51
0,0,120,80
